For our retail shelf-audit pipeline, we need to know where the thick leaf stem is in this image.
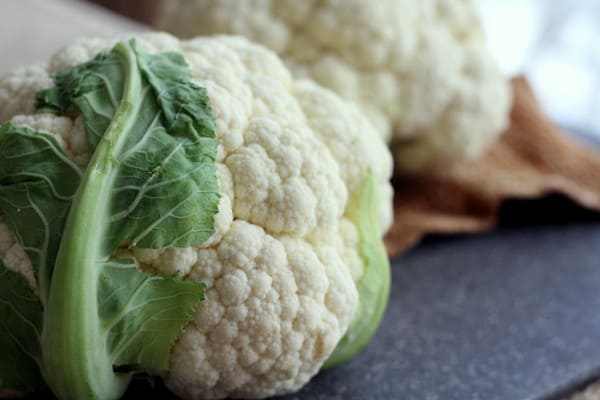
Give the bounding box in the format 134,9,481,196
41,41,140,400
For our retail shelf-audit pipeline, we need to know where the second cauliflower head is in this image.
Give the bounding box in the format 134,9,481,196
0,33,393,399
155,0,513,172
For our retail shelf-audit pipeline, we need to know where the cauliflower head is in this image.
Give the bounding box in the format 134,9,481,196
155,0,512,172
0,33,393,399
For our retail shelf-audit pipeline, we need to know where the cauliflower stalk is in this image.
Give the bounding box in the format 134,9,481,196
0,33,393,400
155,0,512,172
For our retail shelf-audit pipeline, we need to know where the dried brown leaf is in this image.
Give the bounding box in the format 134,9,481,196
385,77,600,257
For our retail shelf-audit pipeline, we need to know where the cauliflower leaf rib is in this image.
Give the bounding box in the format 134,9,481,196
99,260,206,370
0,124,82,303
36,39,220,250
0,39,219,399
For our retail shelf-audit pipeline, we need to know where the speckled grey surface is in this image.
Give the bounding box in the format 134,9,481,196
274,223,600,400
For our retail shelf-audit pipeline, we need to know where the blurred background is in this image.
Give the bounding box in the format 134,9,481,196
2,0,599,140
478,0,600,139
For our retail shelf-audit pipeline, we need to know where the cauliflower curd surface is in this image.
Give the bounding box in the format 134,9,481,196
156,0,512,172
0,33,393,399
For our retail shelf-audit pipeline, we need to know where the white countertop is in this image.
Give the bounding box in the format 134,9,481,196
0,0,143,73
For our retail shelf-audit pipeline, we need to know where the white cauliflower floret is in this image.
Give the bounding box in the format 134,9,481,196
0,33,393,399
9,114,89,165
0,65,53,121
155,0,512,172
169,221,356,399
0,223,35,288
